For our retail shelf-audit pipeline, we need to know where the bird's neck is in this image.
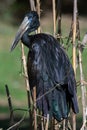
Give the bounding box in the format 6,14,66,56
21,30,30,48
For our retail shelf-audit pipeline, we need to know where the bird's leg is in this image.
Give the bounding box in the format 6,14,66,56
21,30,30,48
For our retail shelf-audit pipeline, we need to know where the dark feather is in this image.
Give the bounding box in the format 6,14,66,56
26,33,79,121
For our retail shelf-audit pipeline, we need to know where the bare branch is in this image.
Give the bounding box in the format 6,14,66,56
79,46,87,129
5,85,14,126
29,0,36,11
52,0,56,37
7,113,26,130
45,114,49,130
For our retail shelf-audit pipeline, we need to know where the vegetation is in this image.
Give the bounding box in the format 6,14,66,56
0,13,87,129
0,0,87,129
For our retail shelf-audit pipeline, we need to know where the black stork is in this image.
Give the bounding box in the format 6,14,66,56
11,11,79,121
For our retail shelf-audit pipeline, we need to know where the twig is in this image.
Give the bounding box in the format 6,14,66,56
21,43,32,103
5,85,13,112
29,1,38,130
72,0,77,75
66,19,73,45
29,0,36,11
79,46,87,130
36,0,41,33
7,112,26,130
56,0,62,43
80,121,87,130
5,85,14,126
52,0,56,37
33,87,37,130
72,112,76,130
81,80,87,85
72,0,78,129
41,117,44,130
36,114,47,119
63,119,66,130
67,120,72,130
77,14,80,40
21,43,33,129
45,114,49,130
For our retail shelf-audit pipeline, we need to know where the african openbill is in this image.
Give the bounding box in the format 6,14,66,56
11,11,79,121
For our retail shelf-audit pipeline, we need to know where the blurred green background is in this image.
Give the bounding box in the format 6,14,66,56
0,0,87,129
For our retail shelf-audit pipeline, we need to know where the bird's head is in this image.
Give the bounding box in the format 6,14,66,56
10,11,40,51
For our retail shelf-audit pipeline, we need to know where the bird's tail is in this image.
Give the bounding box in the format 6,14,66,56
52,87,70,121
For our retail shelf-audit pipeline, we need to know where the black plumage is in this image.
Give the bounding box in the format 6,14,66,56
11,11,79,121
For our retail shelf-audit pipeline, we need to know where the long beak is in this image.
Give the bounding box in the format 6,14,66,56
10,16,30,51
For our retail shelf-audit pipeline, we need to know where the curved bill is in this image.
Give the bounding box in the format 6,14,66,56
10,16,30,51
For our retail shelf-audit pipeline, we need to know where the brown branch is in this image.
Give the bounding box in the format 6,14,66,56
29,1,38,130
78,46,87,129
66,120,72,130
52,0,56,37
41,117,45,130
36,0,41,33
21,43,32,103
82,80,87,85
66,19,73,45
80,120,87,130
29,0,36,11
33,87,37,130
21,43,33,129
57,0,62,43
63,119,66,130
72,0,77,75
45,114,49,130
7,113,26,130
72,0,78,129
5,85,14,126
